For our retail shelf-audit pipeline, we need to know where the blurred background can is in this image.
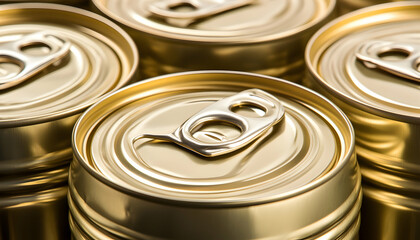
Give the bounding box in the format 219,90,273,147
0,3,138,240
70,71,361,239
305,2,420,239
91,0,336,83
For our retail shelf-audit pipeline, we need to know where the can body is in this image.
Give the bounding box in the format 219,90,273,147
69,161,361,240
360,157,420,240
124,26,328,83
92,0,337,82
0,115,77,240
70,71,361,239
305,2,420,239
0,3,138,240
1,186,69,240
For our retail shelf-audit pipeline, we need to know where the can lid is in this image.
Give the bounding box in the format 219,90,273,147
0,4,138,127
92,0,335,42
307,2,420,122
73,71,354,206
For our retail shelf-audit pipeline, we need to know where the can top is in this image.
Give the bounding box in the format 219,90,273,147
92,0,335,43
0,4,138,127
306,2,420,122
73,71,354,206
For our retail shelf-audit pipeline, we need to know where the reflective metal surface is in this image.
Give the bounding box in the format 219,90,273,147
305,2,420,239
1,185,70,240
70,71,361,239
359,152,420,240
0,3,138,240
92,0,336,82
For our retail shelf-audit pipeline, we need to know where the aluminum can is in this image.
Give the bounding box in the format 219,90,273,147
305,2,420,239
91,0,336,83
0,3,138,240
70,71,361,239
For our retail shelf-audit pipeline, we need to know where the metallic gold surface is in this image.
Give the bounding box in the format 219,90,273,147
359,153,420,240
1,185,70,240
305,2,420,239
70,71,361,239
0,3,138,240
92,0,336,82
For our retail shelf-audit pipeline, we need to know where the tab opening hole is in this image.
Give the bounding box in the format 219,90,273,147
192,121,241,144
169,2,197,12
0,57,22,79
378,48,410,61
20,42,51,56
230,103,266,118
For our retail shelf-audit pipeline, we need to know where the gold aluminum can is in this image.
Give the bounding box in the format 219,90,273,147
91,0,336,83
0,3,138,240
70,71,361,239
305,2,420,239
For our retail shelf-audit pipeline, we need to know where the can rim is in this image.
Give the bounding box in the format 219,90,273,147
71,70,356,207
305,1,420,124
0,3,139,128
91,0,336,44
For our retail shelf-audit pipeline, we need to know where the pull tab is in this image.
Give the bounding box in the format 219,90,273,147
148,0,253,21
0,31,71,90
133,89,285,157
356,40,420,83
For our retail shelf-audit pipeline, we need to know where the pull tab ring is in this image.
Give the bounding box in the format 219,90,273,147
148,0,254,21
133,89,285,157
0,31,71,90
356,40,420,83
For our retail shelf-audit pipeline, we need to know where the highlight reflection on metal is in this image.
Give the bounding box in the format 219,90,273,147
149,0,254,21
0,31,71,90
134,89,284,157
356,40,420,83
